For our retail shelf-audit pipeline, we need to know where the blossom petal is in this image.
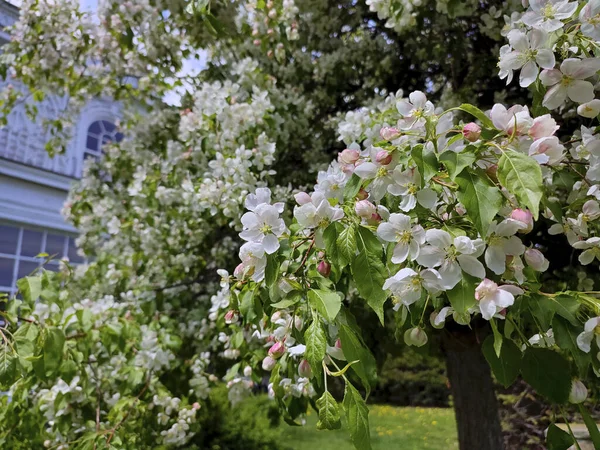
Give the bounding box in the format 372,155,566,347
391,242,410,264
567,80,595,104
457,254,486,279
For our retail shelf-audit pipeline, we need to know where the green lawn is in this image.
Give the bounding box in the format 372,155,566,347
281,405,459,450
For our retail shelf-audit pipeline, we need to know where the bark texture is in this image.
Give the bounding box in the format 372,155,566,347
443,322,504,450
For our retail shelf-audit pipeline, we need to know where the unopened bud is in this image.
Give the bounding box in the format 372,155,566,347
485,164,498,183
368,213,382,224
335,338,342,349
339,149,360,165
262,356,277,371
233,263,245,279
355,200,376,218
317,260,331,278
224,310,239,324
404,327,428,347
294,316,304,331
268,341,286,359
356,188,368,200
510,208,534,233
376,150,392,165
569,379,588,404
253,39,261,46
243,366,253,377
524,248,549,272
192,402,201,410
462,122,481,142
380,126,401,141
294,191,312,205
298,359,312,378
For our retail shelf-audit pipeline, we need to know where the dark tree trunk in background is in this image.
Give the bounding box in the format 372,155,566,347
442,322,504,450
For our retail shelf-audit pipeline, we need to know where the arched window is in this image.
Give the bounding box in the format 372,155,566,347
84,120,124,161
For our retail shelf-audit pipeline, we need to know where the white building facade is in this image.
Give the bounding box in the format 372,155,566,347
0,1,121,295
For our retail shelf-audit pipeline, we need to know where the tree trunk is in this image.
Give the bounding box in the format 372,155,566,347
442,321,504,450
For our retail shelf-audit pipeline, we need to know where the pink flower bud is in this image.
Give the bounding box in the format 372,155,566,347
404,327,428,347
355,200,376,218
294,191,312,205
524,248,549,272
298,359,312,378
569,379,588,404
380,126,401,141
243,366,253,377
335,338,342,349
510,209,534,233
368,213,382,224
356,188,368,200
317,260,331,278
462,122,481,142
224,310,239,324
192,402,201,410
233,263,245,279
376,150,392,165
262,356,277,371
268,341,286,359
253,39,261,46
339,149,360,165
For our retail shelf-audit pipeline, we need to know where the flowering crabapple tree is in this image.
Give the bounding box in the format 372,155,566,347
2,0,600,450
210,2,600,450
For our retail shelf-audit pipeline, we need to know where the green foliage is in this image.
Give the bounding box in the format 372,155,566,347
497,150,544,219
338,325,377,394
351,227,389,324
343,382,372,450
546,424,575,450
305,319,327,382
455,169,502,236
482,335,521,388
307,290,342,322
521,348,571,404
316,391,342,430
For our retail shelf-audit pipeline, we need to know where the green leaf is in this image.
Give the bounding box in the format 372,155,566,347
455,169,502,237
305,319,327,382
552,316,590,377
445,273,477,314
497,150,543,219
578,404,600,449
546,423,575,450
43,328,65,374
307,290,342,322
337,225,357,267
343,382,372,450
316,391,341,430
525,294,555,330
490,319,503,357
439,148,477,181
521,348,571,404
265,254,279,288
323,223,343,268
0,347,17,388
482,335,522,388
240,289,259,323
339,325,377,394
454,104,495,129
344,174,363,202
411,144,437,186
351,227,388,324
16,276,42,304
547,294,580,326
13,322,39,358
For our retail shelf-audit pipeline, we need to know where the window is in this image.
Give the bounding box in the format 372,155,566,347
84,120,124,161
0,224,85,297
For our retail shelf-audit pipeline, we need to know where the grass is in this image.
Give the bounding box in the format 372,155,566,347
281,404,458,450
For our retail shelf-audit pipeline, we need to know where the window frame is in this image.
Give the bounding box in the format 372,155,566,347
0,223,85,296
